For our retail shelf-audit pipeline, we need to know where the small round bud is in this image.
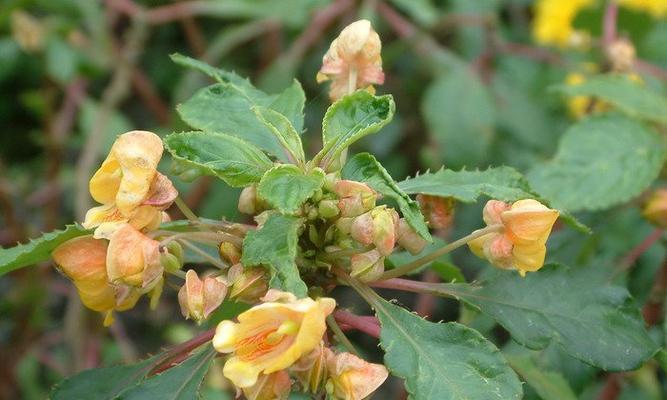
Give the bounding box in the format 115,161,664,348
228,264,269,303
397,219,428,255
643,189,667,228
318,199,340,219
160,252,182,273
238,186,258,215
350,250,384,282
218,242,241,265
166,241,184,265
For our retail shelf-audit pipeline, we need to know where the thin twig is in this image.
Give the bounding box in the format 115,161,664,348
333,310,380,338
326,314,359,355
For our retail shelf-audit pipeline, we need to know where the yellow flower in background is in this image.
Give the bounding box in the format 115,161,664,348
317,19,384,101
468,199,559,276
213,290,335,388
11,11,45,53
643,189,667,227
83,130,177,238
618,0,667,17
325,350,389,400
532,0,595,48
52,236,141,326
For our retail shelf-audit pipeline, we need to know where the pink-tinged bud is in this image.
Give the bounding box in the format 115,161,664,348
106,224,163,288
350,212,374,246
293,342,329,394
178,270,227,323
482,234,514,269
482,200,510,226
241,370,291,400
228,264,269,303
371,207,398,256
350,250,384,282
397,219,428,255
606,38,636,72
334,180,377,217
325,351,388,400
218,242,241,265
417,194,455,230
643,189,667,227
238,186,258,215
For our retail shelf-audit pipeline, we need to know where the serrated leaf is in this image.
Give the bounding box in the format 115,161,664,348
527,114,666,212
50,355,158,400
257,165,324,215
422,67,495,167
505,355,577,400
241,214,307,297
552,74,667,124
177,78,305,160
164,131,273,187
118,347,216,400
254,106,305,164
0,224,90,277
342,153,431,241
373,297,522,400
440,264,658,370
398,166,536,203
170,53,249,87
314,91,395,171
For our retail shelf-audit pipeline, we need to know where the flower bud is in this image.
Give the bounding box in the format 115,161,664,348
334,180,377,217
482,200,510,226
178,270,227,323
325,351,388,400
160,252,182,273
606,38,636,72
293,343,329,394
350,212,374,246
643,189,667,227
166,241,184,265
106,224,163,288
228,264,269,303
242,370,291,400
417,194,455,230
350,250,384,282
218,242,241,265
319,199,340,219
336,217,354,236
371,207,398,256
238,186,258,215
397,219,428,255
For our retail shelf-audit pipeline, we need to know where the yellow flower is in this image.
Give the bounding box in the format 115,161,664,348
468,199,559,276
317,19,384,101
178,269,228,323
618,0,667,17
325,350,388,400
643,189,667,227
83,130,177,238
292,342,328,394
241,370,291,400
532,0,594,48
213,290,336,388
52,236,140,326
106,223,163,288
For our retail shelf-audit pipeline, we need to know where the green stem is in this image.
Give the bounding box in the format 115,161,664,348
174,196,198,222
377,224,503,280
179,239,227,270
319,246,373,262
166,269,187,279
326,314,359,356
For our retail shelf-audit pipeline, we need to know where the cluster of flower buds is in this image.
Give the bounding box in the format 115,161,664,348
468,199,559,276
317,19,384,101
53,131,182,325
212,290,387,399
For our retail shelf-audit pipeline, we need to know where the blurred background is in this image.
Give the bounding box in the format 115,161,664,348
1,0,667,398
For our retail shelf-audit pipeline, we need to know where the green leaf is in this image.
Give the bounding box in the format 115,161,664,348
505,355,577,400
164,131,274,187
442,264,658,370
342,153,431,241
314,91,395,170
118,347,216,400
254,106,305,164
0,224,90,277
373,297,522,400
552,74,667,124
170,53,249,87
241,214,307,297
257,165,325,215
422,67,495,167
177,78,305,160
527,114,666,212
398,166,536,203
50,355,157,400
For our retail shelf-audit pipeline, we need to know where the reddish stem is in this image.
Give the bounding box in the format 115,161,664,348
618,228,664,272
602,2,618,47
413,270,440,319
333,310,381,338
149,329,215,375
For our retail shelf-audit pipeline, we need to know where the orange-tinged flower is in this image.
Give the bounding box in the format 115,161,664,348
334,180,377,218
52,236,140,326
417,194,455,230
178,270,228,323
83,130,177,238
292,342,328,394
317,19,384,101
643,189,667,227
213,290,336,388
241,370,291,400
106,223,163,288
468,199,559,276
325,351,388,400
